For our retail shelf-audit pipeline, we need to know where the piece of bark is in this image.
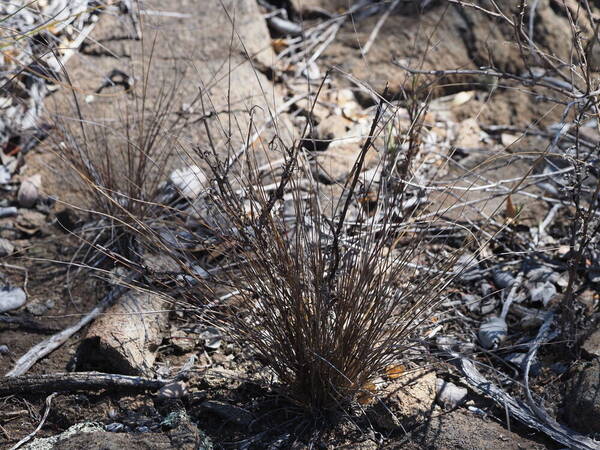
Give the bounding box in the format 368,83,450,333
0,371,171,396
76,290,168,375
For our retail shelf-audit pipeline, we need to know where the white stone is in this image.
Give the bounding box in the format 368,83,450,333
169,165,207,199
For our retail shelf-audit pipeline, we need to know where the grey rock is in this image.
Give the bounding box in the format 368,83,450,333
436,379,468,409
21,422,104,450
169,165,207,199
492,270,515,289
0,286,26,313
157,381,187,400
17,174,42,207
104,422,126,432
478,316,507,349
526,266,559,283
0,344,9,354
0,165,10,184
0,238,14,256
0,207,17,218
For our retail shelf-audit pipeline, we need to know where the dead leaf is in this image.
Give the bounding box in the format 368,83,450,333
271,39,287,54
385,364,406,380
357,381,377,405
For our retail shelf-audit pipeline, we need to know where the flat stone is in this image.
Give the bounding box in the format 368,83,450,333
0,286,26,313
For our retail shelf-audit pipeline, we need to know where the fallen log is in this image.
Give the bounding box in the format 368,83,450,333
76,290,169,375
0,371,173,396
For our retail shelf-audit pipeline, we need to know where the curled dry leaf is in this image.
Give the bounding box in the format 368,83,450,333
385,364,406,380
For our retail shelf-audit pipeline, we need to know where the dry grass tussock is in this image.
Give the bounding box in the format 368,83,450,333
56,54,475,417
192,97,471,414
52,39,192,269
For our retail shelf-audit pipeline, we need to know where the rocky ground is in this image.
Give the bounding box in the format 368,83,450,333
1,1,599,449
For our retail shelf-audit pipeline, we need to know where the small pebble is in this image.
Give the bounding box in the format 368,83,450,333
492,270,515,289
0,238,14,257
436,379,468,409
169,165,207,199
17,174,42,208
0,207,17,218
0,344,9,355
157,381,187,400
0,287,26,313
105,422,125,432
